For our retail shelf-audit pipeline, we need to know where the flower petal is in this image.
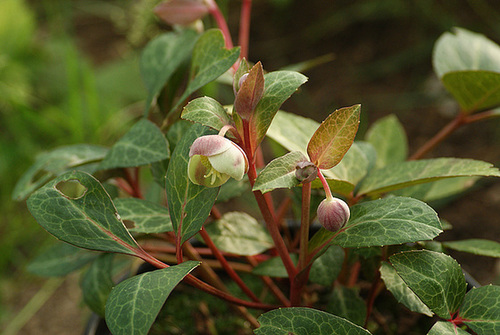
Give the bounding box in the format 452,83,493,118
189,135,231,157
188,154,230,187
209,142,248,180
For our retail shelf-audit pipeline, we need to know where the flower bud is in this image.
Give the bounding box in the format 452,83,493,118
237,73,249,91
317,197,350,232
295,161,317,183
154,0,209,26
188,135,249,187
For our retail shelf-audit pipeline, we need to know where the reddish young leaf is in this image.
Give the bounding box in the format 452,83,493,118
234,62,265,120
307,105,360,170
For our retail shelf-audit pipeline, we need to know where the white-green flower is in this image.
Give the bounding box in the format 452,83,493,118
188,135,249,187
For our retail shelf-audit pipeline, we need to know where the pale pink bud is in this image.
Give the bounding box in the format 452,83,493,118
188,135,249,187
154,0,209,26
317,197,350,232
295,161,317,183
238,73,249,91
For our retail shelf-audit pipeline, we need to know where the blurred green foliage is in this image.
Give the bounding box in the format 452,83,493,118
0,0,146,290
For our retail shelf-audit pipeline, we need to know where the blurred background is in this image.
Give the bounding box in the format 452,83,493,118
1,0,500,334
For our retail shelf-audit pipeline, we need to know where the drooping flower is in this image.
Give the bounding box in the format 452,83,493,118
154,0,209,26
317,197,350,232
188,135,249,187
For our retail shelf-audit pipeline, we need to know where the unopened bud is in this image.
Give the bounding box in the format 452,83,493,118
317,197,350,232
295,161,317,183
238,73,249,90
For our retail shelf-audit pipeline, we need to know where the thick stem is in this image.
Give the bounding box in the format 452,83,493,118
247,164,297,280
239,0,252,60
290,182,312,306
200,228,261,302
298,182,312,270
464,109,499,124
409,113,466,160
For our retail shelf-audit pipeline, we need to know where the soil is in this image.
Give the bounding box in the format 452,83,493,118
6,1,500,334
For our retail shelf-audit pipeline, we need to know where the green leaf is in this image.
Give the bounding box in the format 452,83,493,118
443,239,500,258
357,158,500,197
253,71,308,147
26,242,97,277
392,176,478,203
13,144,108,200
427,321,470,335
141,29,199,114
319,141,376,196
379,261,433,317
433,28,500,78
267,110,319,154
217,178,249,203
166,124,219,244
329,197,441,248
114,198,172,234
204,212,273,256
459,285,500,334
307,105,360,170
252,254,299,278
326,286,366,326
99,119,170,170
27,170,142,255
253,151,308,193
365,114,408,168
171,29,240,114
432,28,500,113
81,254,114,317
441,70,500,113
181,96,232,131
309,245,344,286
105,261,199,335
266,111,373,196
390,250,467,319
255,307,372,335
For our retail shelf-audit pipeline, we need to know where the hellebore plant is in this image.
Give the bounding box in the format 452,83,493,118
14,2,500,334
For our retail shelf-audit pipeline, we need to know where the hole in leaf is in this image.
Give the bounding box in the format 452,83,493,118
56,179,87,199
123,220,136,229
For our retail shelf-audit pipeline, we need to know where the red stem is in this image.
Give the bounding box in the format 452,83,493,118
124,168,143,199
247,163,297,280
176,226,183,264
409,113,467,160
116,178,134,197
410,108,499,161
290,181,312,306
246,256,291,306
138,243,277,309
239,0,252,60
317,168,333,199
199,228,261,302
206,0,233,49
364,275,383,328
